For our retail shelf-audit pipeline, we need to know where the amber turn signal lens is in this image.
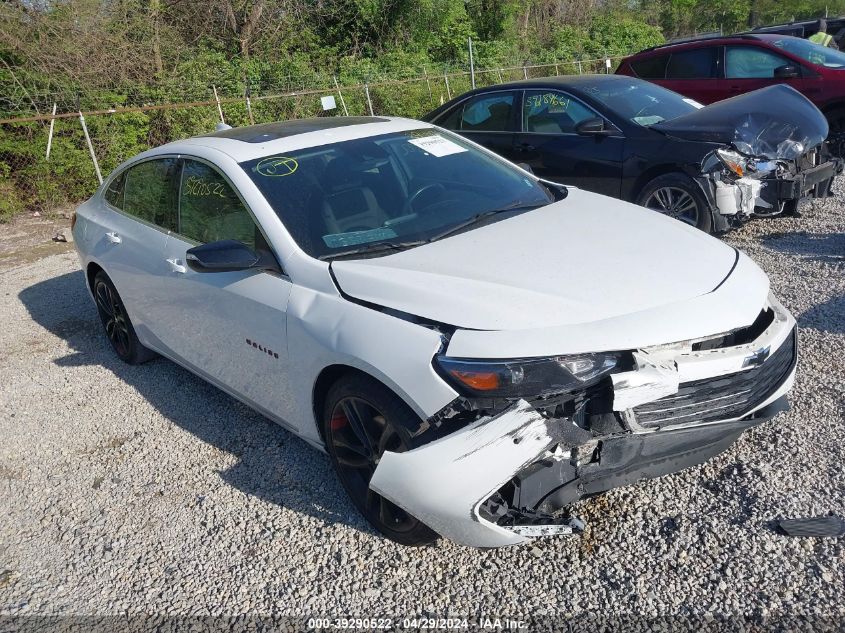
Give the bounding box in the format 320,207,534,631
448,370,500,391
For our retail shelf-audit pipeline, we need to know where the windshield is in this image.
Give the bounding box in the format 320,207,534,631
580,78,701,127
771,37,845,68
241,129,555,260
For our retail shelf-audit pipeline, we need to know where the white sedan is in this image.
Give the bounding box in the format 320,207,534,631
72,116,797,548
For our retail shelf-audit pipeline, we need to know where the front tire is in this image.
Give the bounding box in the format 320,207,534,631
825,107,845,157
93,271,157,365
637,173,713,233
323,373,438,546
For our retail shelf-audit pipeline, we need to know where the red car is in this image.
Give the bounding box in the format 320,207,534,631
617,33,845,146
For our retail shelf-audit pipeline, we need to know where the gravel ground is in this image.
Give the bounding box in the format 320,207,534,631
0,182,843,627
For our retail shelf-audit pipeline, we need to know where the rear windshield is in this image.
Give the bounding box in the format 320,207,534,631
771,37,845,68
241,129,554,259
580,78,701,126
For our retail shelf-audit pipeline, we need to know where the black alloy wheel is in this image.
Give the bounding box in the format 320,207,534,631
323,374,437,546
93,271,156,364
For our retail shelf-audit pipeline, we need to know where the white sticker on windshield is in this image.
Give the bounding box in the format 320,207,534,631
683,98,704,109
408,135,467,157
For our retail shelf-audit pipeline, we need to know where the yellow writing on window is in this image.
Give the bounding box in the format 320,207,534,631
183,175,227,198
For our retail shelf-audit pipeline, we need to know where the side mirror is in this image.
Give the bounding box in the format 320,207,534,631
774,64,800,79
186,239,277,273
516,162,534,175
575,117,612,136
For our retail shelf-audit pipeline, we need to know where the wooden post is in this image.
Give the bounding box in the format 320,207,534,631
212,85,225,123
497,69,503,83
523,66,528,79
333,76,349,116
577,60,583,74
555,63,560,76
45,103,57,160
444,72,452,100
364,83,374,115
79,112,102,185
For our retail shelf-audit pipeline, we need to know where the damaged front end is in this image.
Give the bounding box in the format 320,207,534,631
370,294,797,548
657,84,842,229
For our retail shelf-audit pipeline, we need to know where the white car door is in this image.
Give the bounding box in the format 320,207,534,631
95,158,180,344
156,157,294,420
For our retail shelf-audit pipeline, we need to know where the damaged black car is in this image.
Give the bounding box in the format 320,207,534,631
423,75,842,233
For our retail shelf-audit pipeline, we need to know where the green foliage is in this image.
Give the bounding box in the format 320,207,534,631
3,0,837,221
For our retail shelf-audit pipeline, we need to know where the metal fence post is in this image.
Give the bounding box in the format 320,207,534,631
45,103,56,160
333,76,349,116
212,85,225,123
364,83,374,115
78,111,102,185
245,86,255,124
468,37,476,89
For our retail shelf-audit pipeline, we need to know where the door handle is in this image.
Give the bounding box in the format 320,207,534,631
105,231,121,244
516,143,536,152
166,258,187,274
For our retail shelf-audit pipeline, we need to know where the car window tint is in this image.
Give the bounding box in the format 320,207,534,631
437,104,464,130
104,170,126,209
178,159,257,248
631,54,669,79
726,46,792,78
666,48,718,79
122,158,179,231
459,93,515,131
523,90,598,133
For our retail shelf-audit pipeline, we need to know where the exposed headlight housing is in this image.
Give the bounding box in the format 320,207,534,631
434,353,621,398
716,148,749,177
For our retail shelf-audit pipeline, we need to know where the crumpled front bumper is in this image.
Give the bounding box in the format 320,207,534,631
370,296,797,548
756,157,842,211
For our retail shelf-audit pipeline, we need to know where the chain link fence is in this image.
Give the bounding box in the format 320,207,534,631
0,55,625,221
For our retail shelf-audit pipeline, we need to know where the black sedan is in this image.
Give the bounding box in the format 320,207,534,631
422,75,840,233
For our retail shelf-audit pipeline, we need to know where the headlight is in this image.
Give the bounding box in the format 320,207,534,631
716,148,748,177
434,353,621,398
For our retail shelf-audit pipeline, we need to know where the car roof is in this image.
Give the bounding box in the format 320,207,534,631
443,74,644,96
631,32,799,56
148,116,434,163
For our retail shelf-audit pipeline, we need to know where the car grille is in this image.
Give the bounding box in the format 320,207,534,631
633,328,797,428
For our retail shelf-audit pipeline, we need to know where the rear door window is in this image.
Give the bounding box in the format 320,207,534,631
726,45,794,78
631,54,670,79
178,159,259,249
122,158,179,231
522,90,599,133
453,92,517,131
666,47,719,79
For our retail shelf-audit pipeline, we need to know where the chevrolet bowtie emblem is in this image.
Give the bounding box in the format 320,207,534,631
742,346,771,368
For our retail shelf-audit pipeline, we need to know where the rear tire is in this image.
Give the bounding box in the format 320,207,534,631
92,271,157,365
637,173,713,233
322,373,438,546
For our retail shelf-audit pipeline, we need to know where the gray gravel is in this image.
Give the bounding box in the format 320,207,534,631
0,182,843,623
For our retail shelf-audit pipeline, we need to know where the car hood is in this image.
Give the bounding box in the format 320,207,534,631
652,84,828,159
331,188,740,333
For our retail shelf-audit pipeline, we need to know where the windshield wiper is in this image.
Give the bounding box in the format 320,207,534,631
318,239,427,261
427,202,548,243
